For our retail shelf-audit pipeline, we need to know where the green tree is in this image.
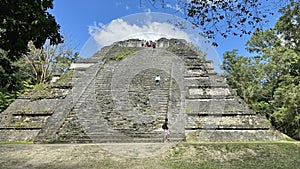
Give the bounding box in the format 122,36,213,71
222,8,300,139
0,0,63,58
222,50,263,106
223,38,300,140
0,49,33,113
0,0,63,89
275,0,300,53
23,41,78,84
0,40,78,113
0,0,68,113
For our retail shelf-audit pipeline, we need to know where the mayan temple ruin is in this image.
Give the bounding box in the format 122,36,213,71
0,38,286,143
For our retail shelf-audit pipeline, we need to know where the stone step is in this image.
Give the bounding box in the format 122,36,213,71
68,137,185,143
88,132,163,137
184,71,216,77
96,87,170,91
186,129,285,142
11,112,53,116
184,76,210,80
186,95,234,99
185,65,210,68
186,110,256,115
95,84,111,88
0,129,40,142
186,115,270,130
183,56,203,59
185,99,249,113
0,127,43,130
187,88,230,95
110,102,168,108
56,129,186,143
185,83,228,87
63,132,186,143
184,75,209,79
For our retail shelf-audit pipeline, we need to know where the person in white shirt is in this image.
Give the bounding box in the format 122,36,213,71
155,75,160,86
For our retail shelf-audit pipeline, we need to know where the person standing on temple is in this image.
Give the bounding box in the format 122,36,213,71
141,40,145,47
155,75,160,86
152,42,156,48
162,118,170,142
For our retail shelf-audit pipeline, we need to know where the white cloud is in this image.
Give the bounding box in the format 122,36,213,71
89,19,191,47
88,22,105,35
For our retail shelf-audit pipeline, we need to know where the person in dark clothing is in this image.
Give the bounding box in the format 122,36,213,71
162,118,170,142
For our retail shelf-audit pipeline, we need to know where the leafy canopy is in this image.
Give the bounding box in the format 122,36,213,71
222,0,300,139
0,0,63,59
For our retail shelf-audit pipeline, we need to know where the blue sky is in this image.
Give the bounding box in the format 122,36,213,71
49,0,280,72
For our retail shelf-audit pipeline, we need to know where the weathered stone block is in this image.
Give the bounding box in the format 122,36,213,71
189,87,231,96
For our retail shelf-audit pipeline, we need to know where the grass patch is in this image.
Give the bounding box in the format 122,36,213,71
103,46,139,62
161,142,299,169
0,142,298,169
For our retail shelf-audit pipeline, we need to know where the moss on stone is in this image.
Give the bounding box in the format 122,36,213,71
29,83,53,101
102,46,140,62
55,70,74,87
15,108,33,114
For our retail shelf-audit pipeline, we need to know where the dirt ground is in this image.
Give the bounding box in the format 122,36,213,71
0,143,175,169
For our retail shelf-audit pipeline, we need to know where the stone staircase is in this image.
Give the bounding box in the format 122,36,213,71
0,38,286,143
53,48,186,143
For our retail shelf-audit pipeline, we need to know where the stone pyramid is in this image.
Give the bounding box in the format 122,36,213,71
0,38,286,143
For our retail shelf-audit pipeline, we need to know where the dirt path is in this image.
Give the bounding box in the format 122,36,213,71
0,143,176,169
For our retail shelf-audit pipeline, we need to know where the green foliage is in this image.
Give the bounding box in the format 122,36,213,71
275,0,300,52
166,42,206,58
162,142,300,169
0,0,63,58
23,41,78,84
0,0,65,113
222,48,300,140
0,49,20,92
111,49,135,61
54,70,74,87
0,40,76,112
0,91,15,113
104,47,137,61
55,52,79,73
28,83,53,101
272,74,300,138
221,50,261,104
0,1,62,104
0,50,34,113
222,1,300,140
